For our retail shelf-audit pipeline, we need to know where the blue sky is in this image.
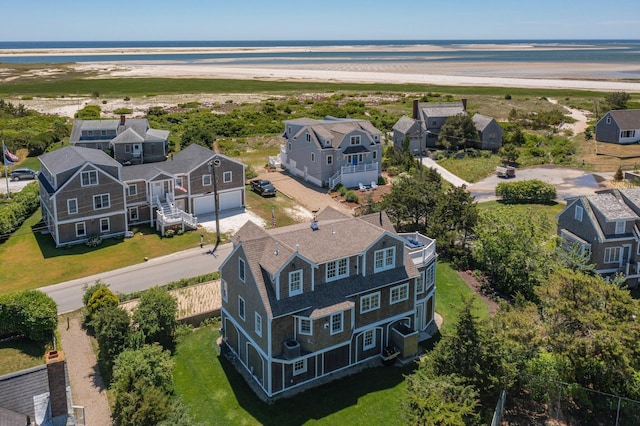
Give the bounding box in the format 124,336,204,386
3,0,640,41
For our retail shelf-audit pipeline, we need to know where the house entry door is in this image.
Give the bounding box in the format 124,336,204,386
152,181,164,201
133,143,142,158
415,302,425,331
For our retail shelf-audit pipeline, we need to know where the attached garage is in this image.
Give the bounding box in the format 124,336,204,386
192,189,243,216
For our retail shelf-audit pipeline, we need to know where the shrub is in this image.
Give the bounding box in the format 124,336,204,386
86,287,120,324
165,229,175,238
496,179,557,204
505,94,512,100
344,190,359,203
0,290,58,343
86,235,102,247
0,182,40,235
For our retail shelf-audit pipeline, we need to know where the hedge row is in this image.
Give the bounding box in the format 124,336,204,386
0,290,58,343
0,181,41,236
495,179,557,204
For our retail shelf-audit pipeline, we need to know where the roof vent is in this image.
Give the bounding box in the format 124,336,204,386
296,243,300,252
274,242,279,256
310,216,319,231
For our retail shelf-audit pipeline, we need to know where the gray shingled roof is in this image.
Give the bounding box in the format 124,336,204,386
609,110,640,130
0,365,49,421
231,207,419,319
285,117,381,149
393,115,418,133
472,113,494,131
588,192,637,221
110,127,144,144
419,102,465,118
39,146,121,175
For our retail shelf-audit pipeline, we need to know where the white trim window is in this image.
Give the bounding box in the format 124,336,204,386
239,258,246,282
330,312,343,335
326,258,348,282
390,283,409,304
293,359,307,375
615,221,625,234
221,280,228,302
255,312,262,337
425,263,435,288
606,116,612,124
363,329,376,350
99,218,110,233
129,207,139,221
289,269,303,296
93,194,110,210
374,247,395,272
238,296,246,321
81,170,98,187
415,271,425,295
128,184,137,197
604,247,621,264
202,175,212,186
350,135,361,145
575,205,583,222
125,144,131,154
373,151,377,159
223,171,232,183
360,292,380,313
298,318,312,335
311,153,315,163
306,133,311,142
327,155,333,165
67,199,78,215
75,222,86,237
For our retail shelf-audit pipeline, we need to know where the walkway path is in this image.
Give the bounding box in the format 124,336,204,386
58,311,111,426
420,157,470,187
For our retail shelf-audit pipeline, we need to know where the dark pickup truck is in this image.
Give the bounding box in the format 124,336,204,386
250,179,277,197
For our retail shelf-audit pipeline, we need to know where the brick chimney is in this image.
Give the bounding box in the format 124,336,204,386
461,98,467,111
412,99,419,120
46,351,68,418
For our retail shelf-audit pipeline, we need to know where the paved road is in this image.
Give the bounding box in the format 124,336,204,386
42,243,233,313
421,157,470,187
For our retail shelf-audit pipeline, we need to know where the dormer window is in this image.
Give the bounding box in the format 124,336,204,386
350,135,361,145
374,247,395,273
289,269,303,296
606,116,612,124
575,205,583,222
615,221,625,234
326,258,348,282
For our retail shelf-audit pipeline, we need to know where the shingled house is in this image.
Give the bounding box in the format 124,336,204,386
595,110,640,144
38,144,246,247
69,116,170,164
557,188,640,287
219,207,437,398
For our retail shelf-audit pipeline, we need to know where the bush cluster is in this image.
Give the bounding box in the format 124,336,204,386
495,179,557,204
0,290,58,343
0,182,41,236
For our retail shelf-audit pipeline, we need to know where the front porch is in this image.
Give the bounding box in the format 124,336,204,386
329,162,379,189
154,193,197,236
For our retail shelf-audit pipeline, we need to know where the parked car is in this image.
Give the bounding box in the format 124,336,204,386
496,166,516,179
250,179,276,197
10,168,39,181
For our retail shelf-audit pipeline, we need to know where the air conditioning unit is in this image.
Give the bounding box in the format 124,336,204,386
283,339,300,359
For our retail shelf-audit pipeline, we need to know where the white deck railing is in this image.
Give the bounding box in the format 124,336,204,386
399,232,437,266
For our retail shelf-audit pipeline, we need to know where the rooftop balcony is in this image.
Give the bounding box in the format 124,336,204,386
399,232,436,266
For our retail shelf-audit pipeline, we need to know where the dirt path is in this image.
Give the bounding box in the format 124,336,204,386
58,311,112,426
548,98,590,134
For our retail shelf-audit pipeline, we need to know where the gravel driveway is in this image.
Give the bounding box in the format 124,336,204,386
0,177,35,194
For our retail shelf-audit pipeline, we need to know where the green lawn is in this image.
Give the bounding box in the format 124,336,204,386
174,261,486,425
437,154,503,183
0,338,48,376
0,210,220,294
477,200,565,230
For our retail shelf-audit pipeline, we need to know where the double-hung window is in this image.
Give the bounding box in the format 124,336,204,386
390,283,409,304
374,247,395,272
298,318,312,335
330,312,343,335
360,292,380,313
223,171,232,183
255,312,262,337
81,170,98,187
67,199,78,215
350,135,360,145
238,296,246,321
415,271,425,295
99,218,110,233
604,247,621,264
221,280,228,302
575,205,583,221
75,222,86,237
326,258,348,281
615,221,625,234
93,194,110,210
202,175,212,186
289,270,303,296
128,184,137,197
239,258,246,282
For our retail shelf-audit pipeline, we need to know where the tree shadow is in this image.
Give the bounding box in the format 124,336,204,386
31,222,127,259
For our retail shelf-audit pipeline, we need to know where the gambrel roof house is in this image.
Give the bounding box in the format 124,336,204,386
557,188,640,287
595,110,640,144
70,116,170,164
279,117,382,189
39,144,246,247
393,100,502,152
220,207,437,398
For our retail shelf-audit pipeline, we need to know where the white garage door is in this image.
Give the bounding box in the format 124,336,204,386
219,190,242,211
193,194,216,216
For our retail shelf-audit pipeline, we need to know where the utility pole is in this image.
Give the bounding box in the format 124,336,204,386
207,158,221,249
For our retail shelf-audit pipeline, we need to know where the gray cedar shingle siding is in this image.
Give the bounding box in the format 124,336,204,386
472,113,503,150
595,110,640,144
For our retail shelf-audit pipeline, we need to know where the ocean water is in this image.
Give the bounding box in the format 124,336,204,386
1,40,639,72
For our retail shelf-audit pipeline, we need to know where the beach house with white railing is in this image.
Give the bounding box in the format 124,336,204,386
278,117,382,189
39,144,246,247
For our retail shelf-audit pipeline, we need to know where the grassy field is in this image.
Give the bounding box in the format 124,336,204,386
0,338,48,376
477,200,565,231
437,154,503,183
173,260,486,425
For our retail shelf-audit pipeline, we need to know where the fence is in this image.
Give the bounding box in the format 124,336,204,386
491,389,507,426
